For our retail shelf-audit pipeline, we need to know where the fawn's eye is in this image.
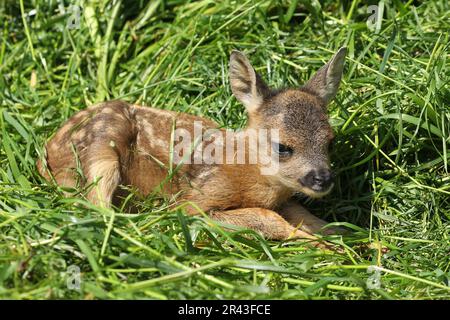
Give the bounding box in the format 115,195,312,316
272,142,293,157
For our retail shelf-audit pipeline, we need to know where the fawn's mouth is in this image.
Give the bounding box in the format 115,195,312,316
297,182,334,198
273,175,334,198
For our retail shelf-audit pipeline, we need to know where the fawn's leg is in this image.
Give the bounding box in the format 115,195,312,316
209,208,321,243
84,144,121,207
75,103,134,207
278,200,341,235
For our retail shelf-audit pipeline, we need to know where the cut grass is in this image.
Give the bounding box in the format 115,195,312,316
0,0,449,299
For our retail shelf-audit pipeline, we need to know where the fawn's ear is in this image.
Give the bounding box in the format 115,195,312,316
303,47,347,104
229,50,269,113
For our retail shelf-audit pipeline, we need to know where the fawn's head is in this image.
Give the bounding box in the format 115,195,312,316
229,47,347,198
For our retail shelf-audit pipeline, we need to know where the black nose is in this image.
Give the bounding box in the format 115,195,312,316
300,168,334,191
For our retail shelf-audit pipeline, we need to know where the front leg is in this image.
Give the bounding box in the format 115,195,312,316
209,208,327,248
278,200,341,235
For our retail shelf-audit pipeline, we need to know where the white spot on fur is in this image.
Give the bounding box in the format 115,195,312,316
93,121,104,131
102,108,114,114
196,167,218,180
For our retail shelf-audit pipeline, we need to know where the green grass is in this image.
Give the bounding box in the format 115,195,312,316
0,0,449,299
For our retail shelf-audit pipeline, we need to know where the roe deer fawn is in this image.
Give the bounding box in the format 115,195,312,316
37,47,347,246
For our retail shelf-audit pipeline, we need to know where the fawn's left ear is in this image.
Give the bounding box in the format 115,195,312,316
229,50,270,113
303,47,347,105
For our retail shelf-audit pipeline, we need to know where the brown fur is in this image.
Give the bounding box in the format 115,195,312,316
38,48,347,247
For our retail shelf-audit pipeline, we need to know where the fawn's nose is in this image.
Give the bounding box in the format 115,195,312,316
299,168,334,192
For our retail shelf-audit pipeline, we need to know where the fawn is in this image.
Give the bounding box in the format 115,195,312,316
37,47,347,245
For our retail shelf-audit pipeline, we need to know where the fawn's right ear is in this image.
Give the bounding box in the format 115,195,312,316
229,50,269,113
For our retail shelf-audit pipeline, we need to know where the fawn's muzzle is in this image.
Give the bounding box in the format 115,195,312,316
299,168,334,192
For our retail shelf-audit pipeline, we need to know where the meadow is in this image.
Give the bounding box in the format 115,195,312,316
0,0,449,299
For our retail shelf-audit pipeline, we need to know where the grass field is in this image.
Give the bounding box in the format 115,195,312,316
0,0,449,299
